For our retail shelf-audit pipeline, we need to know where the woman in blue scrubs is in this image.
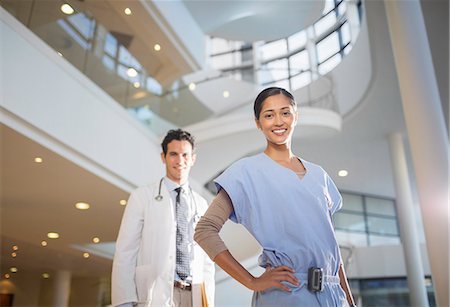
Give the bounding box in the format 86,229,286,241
195,87,356,306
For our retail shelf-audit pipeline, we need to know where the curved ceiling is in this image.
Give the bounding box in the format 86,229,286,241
183,0,325,41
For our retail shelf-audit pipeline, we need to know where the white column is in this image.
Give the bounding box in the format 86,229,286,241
389,133,429,307
52,270,71,307
384,1,449,307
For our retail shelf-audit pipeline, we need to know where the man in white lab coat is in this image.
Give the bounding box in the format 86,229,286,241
112,129,215,307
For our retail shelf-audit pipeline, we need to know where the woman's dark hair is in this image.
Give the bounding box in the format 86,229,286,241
253,87,296,120
161,129,195,155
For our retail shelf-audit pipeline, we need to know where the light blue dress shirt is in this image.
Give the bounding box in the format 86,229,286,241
215,153,348,307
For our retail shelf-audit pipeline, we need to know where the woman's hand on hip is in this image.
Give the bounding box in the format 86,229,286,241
250,265,300,292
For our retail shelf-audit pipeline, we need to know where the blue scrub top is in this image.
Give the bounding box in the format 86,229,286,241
215,153,348,307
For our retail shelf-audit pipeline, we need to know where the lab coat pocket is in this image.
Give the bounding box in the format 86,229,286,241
135,265,156,303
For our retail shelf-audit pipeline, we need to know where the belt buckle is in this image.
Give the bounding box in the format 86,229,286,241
174,280,191,291
307,267,324,292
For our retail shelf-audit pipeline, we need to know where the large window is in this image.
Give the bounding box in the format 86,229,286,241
335,192,400,247
350,277,437,307
208,0,363,93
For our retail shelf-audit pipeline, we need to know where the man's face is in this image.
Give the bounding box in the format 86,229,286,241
161,140,196,185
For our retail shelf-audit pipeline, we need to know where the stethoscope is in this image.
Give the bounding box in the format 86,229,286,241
155,177,201,223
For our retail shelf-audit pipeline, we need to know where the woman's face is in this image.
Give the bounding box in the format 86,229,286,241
255,94,298,146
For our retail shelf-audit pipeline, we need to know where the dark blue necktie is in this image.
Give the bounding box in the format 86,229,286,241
174,187,190,280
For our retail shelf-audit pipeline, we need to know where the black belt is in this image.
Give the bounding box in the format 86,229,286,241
174,280,192,291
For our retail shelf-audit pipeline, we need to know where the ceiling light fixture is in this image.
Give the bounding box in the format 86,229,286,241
126,68,138,78
12,245,18,251
154,44,161,51
42,273,50,279
60,3,74,15
338,170,348,177
92,237,100,243
119,200,127,206
34,157,43,163
75,202,90,210
124,8,132,15
41,241,48,247
4,274,10,279
57,52,63,57
83,252,90,258
10,267,18,273
223,90,230,98
133,82,140,88
188,83,196,91
47,232,60,239
11,252,17,258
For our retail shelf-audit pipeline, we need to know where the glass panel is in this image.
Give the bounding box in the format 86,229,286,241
342,193,363,212
317,32,340,63
334,212,366,232
104,33,118,57
343,44,353,55
360,278,411,307
102,55,115,71
322,0,336,14
289,50,309,74
367,216,398,235
314,9,337,37
318,53,341,75
336,231,368,247
57,18,91,50
259,59,289,84
288,31,307,51
366,197,396,216
210,53,235,70
67,13,94,39
260,39,287,61
337,1,347,17
291,72,312,90
210,37,244,54
369,235,400,246
340,22,351,46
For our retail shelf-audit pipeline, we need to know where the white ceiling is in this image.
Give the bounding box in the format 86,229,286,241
183,0,325,41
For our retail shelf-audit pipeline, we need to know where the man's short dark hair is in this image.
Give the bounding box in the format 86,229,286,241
161,129,195,156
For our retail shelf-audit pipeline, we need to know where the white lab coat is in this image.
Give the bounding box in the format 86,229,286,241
112,180,215,307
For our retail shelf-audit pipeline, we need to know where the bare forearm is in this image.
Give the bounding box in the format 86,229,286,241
338,263,356,306
214,250,256,290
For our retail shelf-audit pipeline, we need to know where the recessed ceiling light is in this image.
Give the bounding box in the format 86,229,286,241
223,90,230,98
42,273,50,279
83,252,90,258
60,3,74,15
188,83,196,91
11,252,17,258
10,267,18,273
4,274,10,279
47,232,60,239
92,237,100,243
126,68,138,78
338,170,348,177
12,245,18,251
34,157,43,163
124,8,132,15
133,82,140,88
75,202,90,210
119,199,127,206
41,241,48,247
154,44,161,51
